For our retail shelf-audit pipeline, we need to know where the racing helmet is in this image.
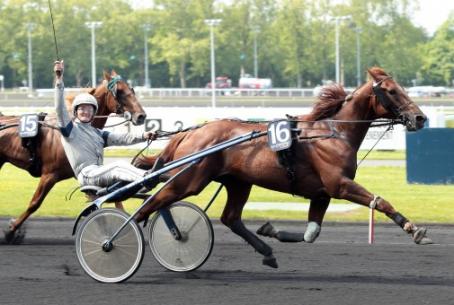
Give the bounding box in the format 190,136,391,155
72,93,98,117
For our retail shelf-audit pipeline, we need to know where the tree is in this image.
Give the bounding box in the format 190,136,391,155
0,0,451,88
149,0,215,88
420,17,454,86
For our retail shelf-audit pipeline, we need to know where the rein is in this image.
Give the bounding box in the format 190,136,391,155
0,112,133,134
131,139,153,165
356,124,393,169
129,125,208,164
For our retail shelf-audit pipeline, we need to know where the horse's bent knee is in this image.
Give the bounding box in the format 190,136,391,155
304,221,321,243
325,178,351,199
220,215,231,227
230,220,273,256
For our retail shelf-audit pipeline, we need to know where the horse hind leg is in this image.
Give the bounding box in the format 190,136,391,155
4,174,57,244
256,195,330,243
220,179,278,268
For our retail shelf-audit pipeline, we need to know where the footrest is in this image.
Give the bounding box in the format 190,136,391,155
80,181,126,197
80,185,103,194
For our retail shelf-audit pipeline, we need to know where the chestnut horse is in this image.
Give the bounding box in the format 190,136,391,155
0,71,146,243
134,67,430,268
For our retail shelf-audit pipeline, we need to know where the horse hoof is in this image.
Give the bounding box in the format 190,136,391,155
412,227,432,245
418,237,434,245
256,222,277,238
3,219,26,245
4,229,15,244
262,255,278,269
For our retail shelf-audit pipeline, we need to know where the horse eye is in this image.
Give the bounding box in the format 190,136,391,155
117,89,125,96
389,89,397,95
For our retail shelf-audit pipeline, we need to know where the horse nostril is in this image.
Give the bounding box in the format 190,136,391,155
135,114,146,125
416,115,427,123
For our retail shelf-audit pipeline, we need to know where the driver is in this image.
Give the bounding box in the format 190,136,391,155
53,60,156,188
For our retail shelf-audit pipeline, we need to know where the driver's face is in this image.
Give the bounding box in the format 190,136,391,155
76,104,95,123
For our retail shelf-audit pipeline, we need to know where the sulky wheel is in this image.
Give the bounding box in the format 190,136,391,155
148,201,214,272
75,208,144,283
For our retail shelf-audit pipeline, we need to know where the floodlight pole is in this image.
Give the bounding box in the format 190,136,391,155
85,21,103,87
331,16,351,84
143,24,152,88
205,19,221,108
27,23,35,96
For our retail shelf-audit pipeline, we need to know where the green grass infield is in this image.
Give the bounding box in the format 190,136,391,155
0,163,452,224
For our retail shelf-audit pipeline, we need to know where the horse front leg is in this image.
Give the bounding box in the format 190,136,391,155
114,202,125,210
257,194,330,243
4,174,58,244
221,180,278,268
329,176,432,244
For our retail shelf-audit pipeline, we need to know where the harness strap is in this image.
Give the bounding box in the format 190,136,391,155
21,112,47,177
277,117,299,195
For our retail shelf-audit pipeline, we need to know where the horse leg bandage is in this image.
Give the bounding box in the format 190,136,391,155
390,212,409,229
304,221,321,243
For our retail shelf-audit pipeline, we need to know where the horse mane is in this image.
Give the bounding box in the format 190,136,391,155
306,84,348,121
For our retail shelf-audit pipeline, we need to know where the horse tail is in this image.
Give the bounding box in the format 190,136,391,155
133,131,190,170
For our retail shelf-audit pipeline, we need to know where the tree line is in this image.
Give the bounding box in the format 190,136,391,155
0,0,453,89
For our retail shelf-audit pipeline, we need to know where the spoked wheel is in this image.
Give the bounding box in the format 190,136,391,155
148,201,214,272
75,208,144,283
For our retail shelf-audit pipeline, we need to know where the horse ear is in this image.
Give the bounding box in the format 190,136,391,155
103,70,111,81
367,68,379,83
88,88,96,95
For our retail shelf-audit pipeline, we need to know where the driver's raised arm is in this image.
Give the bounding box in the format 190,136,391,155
53,60,71,129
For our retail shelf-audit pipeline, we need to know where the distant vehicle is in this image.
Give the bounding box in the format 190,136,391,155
206,76,232,89
239,74,272,89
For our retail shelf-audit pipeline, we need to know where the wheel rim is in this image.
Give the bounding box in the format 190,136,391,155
76,209,144,283
149,202,213,272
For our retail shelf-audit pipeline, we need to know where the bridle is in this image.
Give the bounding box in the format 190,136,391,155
372,76,411,118
106,75,135,115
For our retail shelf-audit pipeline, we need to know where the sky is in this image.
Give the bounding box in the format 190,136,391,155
412,0,454,35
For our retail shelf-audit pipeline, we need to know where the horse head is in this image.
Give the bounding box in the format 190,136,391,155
367,67,426,131
96,70,147,126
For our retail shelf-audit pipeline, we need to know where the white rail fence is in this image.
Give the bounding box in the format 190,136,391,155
31,88,351,98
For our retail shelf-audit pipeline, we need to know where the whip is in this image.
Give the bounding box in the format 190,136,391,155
47,0,60,60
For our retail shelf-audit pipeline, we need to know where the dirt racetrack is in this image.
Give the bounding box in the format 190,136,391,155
0,218,453,305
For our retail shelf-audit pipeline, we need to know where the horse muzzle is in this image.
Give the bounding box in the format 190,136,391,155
401,112,427,131
132,112,147,126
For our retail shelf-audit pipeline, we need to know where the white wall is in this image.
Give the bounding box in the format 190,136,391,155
1,105,446,151
110,107,408,150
